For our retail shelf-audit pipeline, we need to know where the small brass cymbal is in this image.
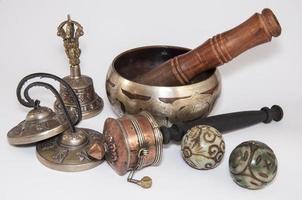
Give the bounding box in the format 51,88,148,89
36,128,103,172
7,106,75,145
7,73,79,146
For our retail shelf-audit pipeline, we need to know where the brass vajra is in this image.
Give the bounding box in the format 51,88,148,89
57,15,84,67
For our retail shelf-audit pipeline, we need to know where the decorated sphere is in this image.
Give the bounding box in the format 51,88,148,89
229,141,278,190
181,125,225,170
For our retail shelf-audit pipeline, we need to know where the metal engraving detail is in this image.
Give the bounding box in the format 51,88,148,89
53,148,69,163
104,135,118,163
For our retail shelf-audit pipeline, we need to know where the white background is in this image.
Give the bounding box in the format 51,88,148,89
0,0,301,199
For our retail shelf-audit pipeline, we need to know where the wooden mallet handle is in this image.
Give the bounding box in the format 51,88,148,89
134,8,281,86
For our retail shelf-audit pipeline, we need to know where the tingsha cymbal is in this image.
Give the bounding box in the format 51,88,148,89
22,73,103,171
36,128,103,172
8,72,103,171
7,73,78,145
54,15,103,119
7,106,74,145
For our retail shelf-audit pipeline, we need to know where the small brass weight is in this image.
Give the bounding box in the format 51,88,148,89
54,15,103,119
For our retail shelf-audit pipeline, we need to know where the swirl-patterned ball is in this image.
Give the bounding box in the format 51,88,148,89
229,141,278,190
181,125,225,170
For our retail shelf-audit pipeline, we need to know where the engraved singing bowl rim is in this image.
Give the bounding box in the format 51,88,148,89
108,45,221,124
110,45,220,96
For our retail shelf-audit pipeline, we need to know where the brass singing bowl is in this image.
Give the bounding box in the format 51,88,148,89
106,46,221,125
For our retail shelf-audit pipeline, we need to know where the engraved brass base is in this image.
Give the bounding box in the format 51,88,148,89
36,128,103,172
54,75,104,120
54,94,103,120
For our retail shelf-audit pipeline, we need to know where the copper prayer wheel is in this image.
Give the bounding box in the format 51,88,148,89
88,111,163,188
103,112,163,176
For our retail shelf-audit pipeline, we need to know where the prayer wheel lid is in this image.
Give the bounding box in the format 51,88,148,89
103,117,130,175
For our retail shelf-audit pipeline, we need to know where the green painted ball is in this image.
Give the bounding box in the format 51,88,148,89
229,141,278,190
181,125,225,170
